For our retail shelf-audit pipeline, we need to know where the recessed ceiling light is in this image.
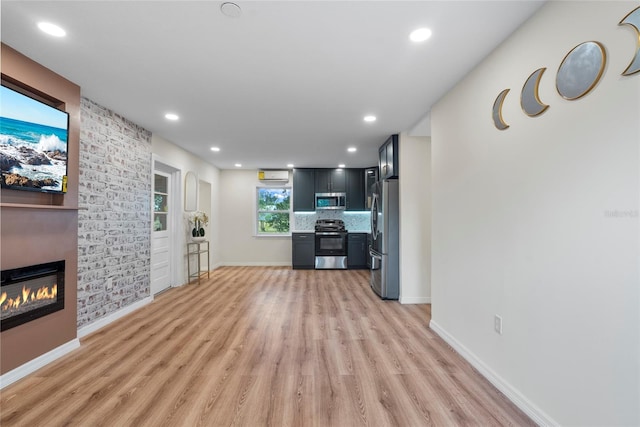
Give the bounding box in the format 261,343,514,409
347,147,357,153
234,163,242,168
287,164,294,168
364,115,376,122
409,28,432,43
37,22,66,37
164,113,179,121
338,164,346,168
221,2,242,18
210,147,220,152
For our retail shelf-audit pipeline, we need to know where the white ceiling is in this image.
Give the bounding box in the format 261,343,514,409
1,1,544,170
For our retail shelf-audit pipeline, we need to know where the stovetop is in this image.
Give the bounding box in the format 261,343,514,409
315,219,346,232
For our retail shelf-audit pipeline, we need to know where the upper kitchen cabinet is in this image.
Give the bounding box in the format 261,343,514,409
315,168,346,193
345,169,365,211
293,168,315,211
365,167,378,209
378,134,399,180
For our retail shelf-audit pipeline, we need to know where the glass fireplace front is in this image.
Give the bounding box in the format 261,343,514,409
1,260,65,331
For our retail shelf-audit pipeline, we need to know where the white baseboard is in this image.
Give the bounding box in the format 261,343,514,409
77,296,153,339
400,296,431,304
429,321,557,427
220,262,292,267
0,339,80,390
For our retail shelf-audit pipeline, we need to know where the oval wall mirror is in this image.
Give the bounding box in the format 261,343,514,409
556,41,606,100
184,171,198,212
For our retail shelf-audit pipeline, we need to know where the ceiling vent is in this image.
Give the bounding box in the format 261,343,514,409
258,170,289,182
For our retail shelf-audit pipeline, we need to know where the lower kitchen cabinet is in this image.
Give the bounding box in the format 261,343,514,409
348,233,368,269
292,232,315,269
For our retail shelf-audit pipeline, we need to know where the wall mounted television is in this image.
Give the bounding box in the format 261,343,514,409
0,84,69,194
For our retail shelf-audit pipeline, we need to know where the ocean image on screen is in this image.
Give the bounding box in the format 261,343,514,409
0,86,69,193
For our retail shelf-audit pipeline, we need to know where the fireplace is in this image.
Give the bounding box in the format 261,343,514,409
1,261,65,331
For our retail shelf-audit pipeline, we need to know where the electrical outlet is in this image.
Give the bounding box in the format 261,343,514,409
494,315,503,335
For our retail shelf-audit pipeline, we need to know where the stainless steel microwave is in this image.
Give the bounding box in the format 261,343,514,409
315,192,346,210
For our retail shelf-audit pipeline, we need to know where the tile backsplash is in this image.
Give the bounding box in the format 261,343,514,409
294,210,371,232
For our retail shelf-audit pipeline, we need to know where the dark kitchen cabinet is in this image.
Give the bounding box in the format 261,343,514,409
348,233,368,269
292,233,315,269
293,168,315,212
295,168,368,211
364,167,378,209
379,134,399,180
345,169,365,211
314,168,346,193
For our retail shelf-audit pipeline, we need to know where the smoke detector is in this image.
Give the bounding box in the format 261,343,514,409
220,2,242,18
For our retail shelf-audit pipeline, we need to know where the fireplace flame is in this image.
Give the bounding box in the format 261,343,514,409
1,284,58,314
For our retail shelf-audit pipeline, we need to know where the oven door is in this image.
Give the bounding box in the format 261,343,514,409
315,231,348,269
315,232,347,256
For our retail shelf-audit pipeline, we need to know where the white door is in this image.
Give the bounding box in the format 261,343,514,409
151,171,171,295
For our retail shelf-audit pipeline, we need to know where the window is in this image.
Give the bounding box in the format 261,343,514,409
153,173,169,232
256,187,291,235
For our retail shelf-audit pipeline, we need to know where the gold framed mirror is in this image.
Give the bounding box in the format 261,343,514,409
619,6,640,76
492,88,510,130
184,171,198,212
521,68,549,117
556,41,606,100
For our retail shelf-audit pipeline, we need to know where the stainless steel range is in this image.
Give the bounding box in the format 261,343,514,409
314,219,348,269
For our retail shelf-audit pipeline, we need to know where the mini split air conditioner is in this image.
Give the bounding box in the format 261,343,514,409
258,169,289,182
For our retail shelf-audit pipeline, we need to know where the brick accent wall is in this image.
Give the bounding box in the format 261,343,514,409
77,97,152,328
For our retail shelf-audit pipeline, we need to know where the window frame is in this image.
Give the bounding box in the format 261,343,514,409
255,185,292,237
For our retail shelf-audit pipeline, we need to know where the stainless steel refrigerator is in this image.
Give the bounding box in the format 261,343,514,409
369,179,399,299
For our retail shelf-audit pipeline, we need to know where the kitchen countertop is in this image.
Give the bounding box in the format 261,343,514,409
292,230,370,233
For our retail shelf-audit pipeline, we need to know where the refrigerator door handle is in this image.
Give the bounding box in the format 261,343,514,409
370,192,379,239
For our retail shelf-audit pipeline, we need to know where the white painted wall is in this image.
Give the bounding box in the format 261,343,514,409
398,133,431,304
430,2,639,426
219,169,292,266
198,180,212,271
151,135,222,274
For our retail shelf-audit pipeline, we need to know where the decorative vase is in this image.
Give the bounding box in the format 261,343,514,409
190,217,206,241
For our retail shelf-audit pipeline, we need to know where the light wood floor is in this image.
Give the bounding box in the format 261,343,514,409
1,267,534,426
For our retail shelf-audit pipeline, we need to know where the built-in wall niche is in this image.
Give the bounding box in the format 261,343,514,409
1,261,65,331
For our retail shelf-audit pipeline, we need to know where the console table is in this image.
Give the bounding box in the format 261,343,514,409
187,240,210,284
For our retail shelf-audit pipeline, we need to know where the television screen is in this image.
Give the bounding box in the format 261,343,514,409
0,85,69,194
